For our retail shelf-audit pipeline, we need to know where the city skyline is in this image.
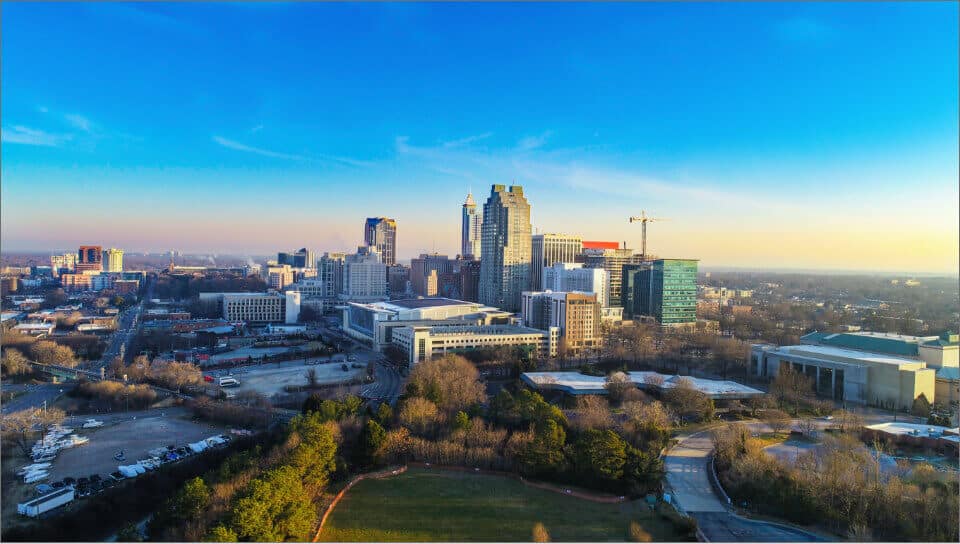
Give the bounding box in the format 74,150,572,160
2,2,958,274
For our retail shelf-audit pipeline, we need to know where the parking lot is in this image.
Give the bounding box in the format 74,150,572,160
228,358,366,396
42,413,226,482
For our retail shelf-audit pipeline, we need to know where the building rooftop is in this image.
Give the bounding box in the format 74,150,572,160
801,330,950,357
865,422,958,439
780,344,927,367
936,367,960,381
521,371,763,399
386,297,474,309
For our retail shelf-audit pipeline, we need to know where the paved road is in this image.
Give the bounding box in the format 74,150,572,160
93,275,153,371
665,426,829,542
360,359,402,406
1,383,66,414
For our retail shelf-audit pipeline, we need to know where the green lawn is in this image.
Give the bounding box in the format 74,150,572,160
319,468,688,542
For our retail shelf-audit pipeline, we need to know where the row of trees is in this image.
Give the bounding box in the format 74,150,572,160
110,355,203,393
601,324,751,379
373,355,670,496
150,412,339,541
713,423,959,541
74,380,158,410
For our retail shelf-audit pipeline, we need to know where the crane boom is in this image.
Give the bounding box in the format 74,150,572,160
627,210,668,259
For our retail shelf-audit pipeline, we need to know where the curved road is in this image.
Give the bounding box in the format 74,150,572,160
665,426,830,542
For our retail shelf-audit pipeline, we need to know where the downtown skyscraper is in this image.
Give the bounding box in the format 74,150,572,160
530,233,582,291
479,184,532,313
364,217,397,266
461,192,482,259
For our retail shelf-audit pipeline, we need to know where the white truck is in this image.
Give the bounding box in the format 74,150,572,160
218,376,240,388
18,487,75,517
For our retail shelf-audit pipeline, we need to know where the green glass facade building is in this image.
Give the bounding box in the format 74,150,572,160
625,258,698,325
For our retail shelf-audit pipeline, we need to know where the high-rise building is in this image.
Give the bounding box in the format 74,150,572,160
479,184,532,312
579,246,644,308
626,259,698,326
458,258,481,303
521,290,601,355
410,253,453,296
278,248,315,269
50,253,77,276
76,245,103,273
319,252,346,298
342,246,388,302
531,234,583,291
461,192,482,259
103,248,124,272
542,262,609,307
621,263,645,318
388,264,411,298
364,217,397,266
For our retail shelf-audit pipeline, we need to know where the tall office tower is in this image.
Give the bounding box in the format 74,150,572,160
277,248,315,268
342,246,388,302
458,258,481,302
364,217,398,266
542,262,609,307
479,184,532,312
627,259,698,326
319,252,347,297
531,233,583,291
461,193,482,259
103,248,124,272
76,245,103,273
410,253,453,296
579,245,644,308
387,264,411,298
621,263,645,318
50,253,77,276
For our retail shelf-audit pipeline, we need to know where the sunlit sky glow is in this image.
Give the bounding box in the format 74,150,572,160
2,2,957,273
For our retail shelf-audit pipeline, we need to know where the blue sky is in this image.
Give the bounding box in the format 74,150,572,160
2,2,958,273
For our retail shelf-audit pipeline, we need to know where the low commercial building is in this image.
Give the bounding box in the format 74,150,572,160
751,343,936,410
199,291,300,324
393,324,558,365
862,422,959,456
521,371,763,400
798,330,959,407
12,322,56,337
342,297,513,350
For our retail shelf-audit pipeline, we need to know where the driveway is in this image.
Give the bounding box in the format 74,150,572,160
664,426,830,542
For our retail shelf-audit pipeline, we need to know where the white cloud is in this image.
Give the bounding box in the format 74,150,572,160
441,132,493,148
64,114,93,133
213,136,307,160
213,135,370,168
517,131,553,151
1,125,71,147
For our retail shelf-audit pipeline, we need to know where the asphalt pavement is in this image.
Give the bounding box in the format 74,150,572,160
664,424,830,542
1,383,66,415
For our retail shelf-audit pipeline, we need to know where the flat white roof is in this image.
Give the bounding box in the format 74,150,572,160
522,371,763,398
780,344,924,367
840,331,939,342
866,422,956,439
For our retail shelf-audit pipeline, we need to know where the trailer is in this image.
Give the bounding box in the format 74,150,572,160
18,487,75,517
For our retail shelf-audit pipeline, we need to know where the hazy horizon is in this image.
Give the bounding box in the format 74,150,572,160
3,3,958,274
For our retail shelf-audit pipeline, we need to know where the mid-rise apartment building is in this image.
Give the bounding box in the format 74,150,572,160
76,245,103,273
521,291,601,354
199,291,300,324
102,248,124,273
542,262,608,307
342,246,387,302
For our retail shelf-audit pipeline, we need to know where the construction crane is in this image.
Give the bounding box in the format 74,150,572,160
628,211,668,260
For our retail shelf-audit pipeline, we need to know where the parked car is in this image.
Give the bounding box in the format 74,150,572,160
63,477,76,486
110,471,126,481
341,364,349,372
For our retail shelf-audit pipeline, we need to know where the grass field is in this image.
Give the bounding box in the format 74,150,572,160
319,468,689,542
